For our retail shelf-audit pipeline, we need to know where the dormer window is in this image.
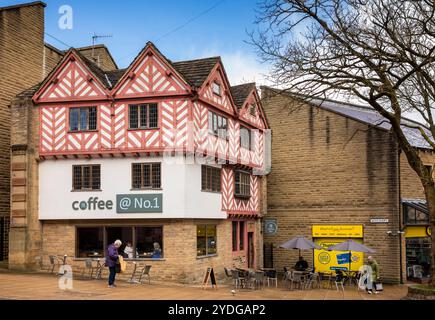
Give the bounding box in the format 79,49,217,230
212,81,221,96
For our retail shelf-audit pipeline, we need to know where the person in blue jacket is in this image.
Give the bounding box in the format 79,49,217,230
106,239,122,288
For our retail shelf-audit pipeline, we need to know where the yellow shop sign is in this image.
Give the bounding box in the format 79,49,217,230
312,225,363,238
405,226,431,238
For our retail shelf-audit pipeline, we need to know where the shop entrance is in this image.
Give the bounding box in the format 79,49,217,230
247,232,254,268
0,217,10,261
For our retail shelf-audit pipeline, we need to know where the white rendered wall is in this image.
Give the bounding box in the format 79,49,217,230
39,156,225,220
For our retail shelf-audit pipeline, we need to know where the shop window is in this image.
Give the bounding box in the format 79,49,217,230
201,165,221,192
106,227,133,257
132,163,161,189
135,227,163,259
129,103,158,129
72,165,100,190
208,111,228,139
197,224,217,257
240,126,252,150
404,205,429,225
69,107,97,132
234,171,251,198
76,227,104,258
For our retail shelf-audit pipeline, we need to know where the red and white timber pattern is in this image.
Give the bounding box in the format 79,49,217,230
40,106,67,153
100,105,112,149
39,61,106,101
200,71,233,114
161,100,189,148
193,102,208,151
221,167,259,214
115,55,188,97
114,104,127,149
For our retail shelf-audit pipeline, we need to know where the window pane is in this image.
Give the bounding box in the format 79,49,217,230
208,111,214,134
152,163,161,188
143,164,151,187
69,108,79,131
239,222,245,251
149,104,158,128
82,166,91,189
88,107,97,130
207,225,217,255
73,166,82,190
129,105,139,129
92,165,100,190
136,227,163,258
197,225,207,256
139,105,147,128
232,222,237,251
132,164,142,189
216,168,221,192
77,227,104,258
213,113,218,135
80,108,88,131
201,165,206,190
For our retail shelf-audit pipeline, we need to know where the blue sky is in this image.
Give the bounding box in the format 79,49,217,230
4,0,270,85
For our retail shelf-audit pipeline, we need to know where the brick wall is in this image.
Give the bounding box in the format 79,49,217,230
76,45,117,72
261,89,404,283
41,219,262,284
0,2,46,219
44,44,64,77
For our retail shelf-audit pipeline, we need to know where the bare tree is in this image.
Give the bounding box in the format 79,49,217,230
251,0,435,283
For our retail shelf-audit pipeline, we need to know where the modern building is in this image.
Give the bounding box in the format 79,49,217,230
261,87,433,284
1,1,119,267
10,41,269,283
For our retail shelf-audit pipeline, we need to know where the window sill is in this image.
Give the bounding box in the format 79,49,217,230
127,128,159,131
196,254,218,260
71,189,102,192
130,188,163,191
234,195,251,200
68,130,99,134
73,258,166,261
201,190,222,194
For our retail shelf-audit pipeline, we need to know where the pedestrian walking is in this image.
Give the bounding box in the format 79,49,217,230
106,239,122,288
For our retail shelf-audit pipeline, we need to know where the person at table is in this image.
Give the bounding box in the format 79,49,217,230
294,256,309,271
151,242,162,258
123,241,136,259
106,239,122,288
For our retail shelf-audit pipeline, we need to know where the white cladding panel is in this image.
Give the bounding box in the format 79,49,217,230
39,156,225,220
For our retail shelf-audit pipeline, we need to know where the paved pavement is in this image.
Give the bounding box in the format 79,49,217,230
0,270,408,300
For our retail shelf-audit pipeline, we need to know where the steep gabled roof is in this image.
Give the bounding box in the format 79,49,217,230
230,83,256,109
171,57,220,88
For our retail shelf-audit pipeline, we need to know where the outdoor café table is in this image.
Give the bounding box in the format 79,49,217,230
235,268,250,288
342,270,359,286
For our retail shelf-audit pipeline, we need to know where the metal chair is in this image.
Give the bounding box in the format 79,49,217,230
231,269,245,290
335,271,345,292
139,265,152,284
305,272,321,289
282,267,289,281
82,259,97,279
265,269,278,287
253,271,264,290
291,271,306,290
224,267,233,279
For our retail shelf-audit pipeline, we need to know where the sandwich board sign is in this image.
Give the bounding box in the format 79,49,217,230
201,267,217,289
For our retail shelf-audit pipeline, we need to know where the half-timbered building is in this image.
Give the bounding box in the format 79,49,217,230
11,42,269,283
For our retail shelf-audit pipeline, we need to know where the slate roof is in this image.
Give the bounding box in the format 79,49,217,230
171,57,220,88
303,97,433,150
230,83,256,108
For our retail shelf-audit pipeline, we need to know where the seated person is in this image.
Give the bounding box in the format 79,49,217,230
151,242,162,259
294,256,309,271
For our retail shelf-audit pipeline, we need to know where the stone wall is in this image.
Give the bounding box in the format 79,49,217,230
0,2,46,220
261,89,403,283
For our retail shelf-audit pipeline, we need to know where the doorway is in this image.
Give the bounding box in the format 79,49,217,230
247,232,254,268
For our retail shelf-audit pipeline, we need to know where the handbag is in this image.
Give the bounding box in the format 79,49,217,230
119,256,127,273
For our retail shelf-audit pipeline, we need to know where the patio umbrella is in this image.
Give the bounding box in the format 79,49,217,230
279,236,322,258
327,240,376,272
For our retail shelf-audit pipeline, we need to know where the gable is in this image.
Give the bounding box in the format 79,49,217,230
199,65,235,115
114,51,190,97
239,90,267,129
36,57,107,102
